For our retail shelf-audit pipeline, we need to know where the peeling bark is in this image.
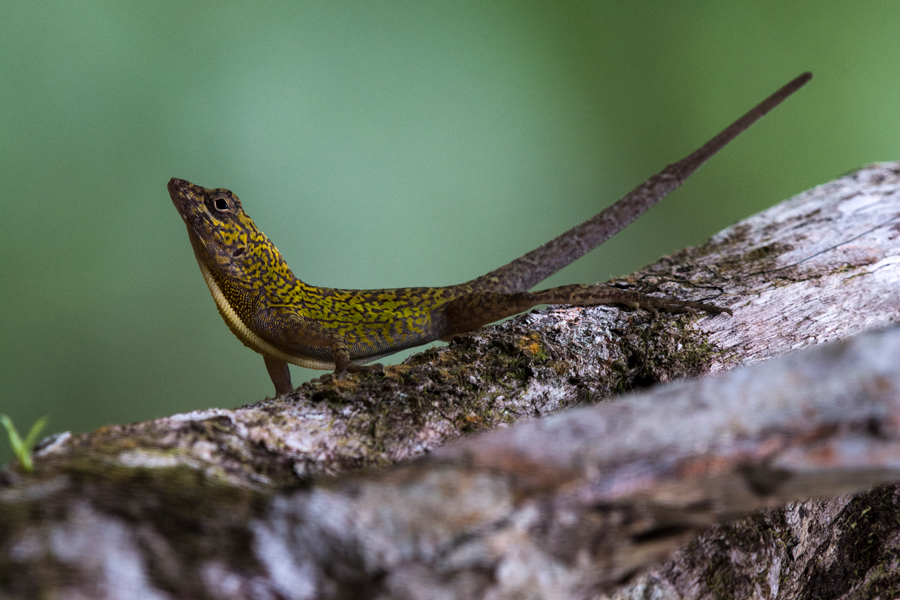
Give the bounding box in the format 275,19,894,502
2,162,900,599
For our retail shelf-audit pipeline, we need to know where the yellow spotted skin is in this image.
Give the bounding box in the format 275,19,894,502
168,73,810,396
168,179,469,371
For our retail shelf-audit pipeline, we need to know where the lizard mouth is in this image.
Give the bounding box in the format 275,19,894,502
167,178,188,211
167,177,215,247
167,178,190,212
168,178,205,221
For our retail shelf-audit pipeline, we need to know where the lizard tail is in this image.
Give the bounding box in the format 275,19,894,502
465,72,812,294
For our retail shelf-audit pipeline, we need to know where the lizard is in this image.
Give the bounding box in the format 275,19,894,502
169,72,811,396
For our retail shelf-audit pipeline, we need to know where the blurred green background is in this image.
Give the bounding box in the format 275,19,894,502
2,2,898,466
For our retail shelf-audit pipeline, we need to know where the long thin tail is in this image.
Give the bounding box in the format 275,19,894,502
467,72,812,293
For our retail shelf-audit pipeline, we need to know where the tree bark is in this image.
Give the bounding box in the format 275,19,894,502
2,162,900,599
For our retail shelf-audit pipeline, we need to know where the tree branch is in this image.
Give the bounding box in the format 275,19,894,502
2,162,900,599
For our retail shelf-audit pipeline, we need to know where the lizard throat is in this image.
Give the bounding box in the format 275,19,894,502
192,250,336,370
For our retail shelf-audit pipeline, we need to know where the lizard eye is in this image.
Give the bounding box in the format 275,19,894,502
214,198,231,211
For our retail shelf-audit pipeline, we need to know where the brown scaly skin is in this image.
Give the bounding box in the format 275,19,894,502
170,73,811,396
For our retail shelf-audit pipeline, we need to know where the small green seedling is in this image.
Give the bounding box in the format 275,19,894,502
1,414,48,472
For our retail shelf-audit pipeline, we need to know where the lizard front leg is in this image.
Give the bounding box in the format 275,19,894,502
264,355,294,396
331,339,377,378
262,341,368,392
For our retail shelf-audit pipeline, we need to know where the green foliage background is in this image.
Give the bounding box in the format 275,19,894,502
1,2,898,465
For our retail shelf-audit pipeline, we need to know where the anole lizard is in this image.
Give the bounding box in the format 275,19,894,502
169,72,810,396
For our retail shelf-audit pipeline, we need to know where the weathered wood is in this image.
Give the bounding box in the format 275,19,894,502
32,164,900,486
2,162,900,599
699,161,900,368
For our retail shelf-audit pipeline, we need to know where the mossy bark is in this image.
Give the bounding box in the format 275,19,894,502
3,162,900,599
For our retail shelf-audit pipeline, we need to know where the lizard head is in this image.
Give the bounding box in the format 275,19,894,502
167,177,274,279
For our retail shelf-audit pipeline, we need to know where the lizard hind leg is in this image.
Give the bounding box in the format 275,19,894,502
443,284,730,336
443,291,543,336
530,284,732,317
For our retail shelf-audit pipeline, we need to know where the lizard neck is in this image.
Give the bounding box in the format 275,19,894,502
192,248,335,370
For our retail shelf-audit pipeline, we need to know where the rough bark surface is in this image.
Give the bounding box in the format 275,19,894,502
1,162,900,599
